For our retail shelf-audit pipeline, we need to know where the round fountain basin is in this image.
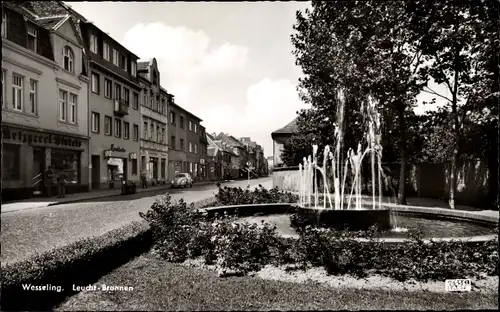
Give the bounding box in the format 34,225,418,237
296,205,391,231
200,203,498,244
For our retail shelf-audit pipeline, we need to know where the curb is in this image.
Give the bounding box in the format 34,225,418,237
45,181,222,207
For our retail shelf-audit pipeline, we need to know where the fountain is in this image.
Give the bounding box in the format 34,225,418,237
201,88,497,243
295,91,395,231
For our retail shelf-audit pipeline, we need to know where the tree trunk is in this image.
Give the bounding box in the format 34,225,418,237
397,102,407,205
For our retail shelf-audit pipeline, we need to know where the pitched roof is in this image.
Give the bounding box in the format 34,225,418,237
35,15,66,29
207,146,218,157
271,117,299,135
137,61,149,71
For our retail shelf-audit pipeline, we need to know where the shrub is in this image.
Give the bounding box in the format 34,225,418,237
203,185,299,207
139,195,206,262
141,191,498,283
291,225,498,282
1,221,151,311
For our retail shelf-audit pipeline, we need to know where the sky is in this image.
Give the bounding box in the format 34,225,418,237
66,1,448,158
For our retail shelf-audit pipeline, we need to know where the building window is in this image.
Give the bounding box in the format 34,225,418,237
29,79,37,114
2,12,7,38
143,121,148,139
104,115,112,136
69,93,77,123
195,143,198,154
91,112,100,133
59,90,67,121
180,139,184,151
91,73,99,94
124,121,130,139
156,125,160,141
150,123,154,140
170,112,175,124
12,74,23,111
27,24,37,52
161,127,166,144
51,149,80,184
132,159,138,175
2,69,6,108
104,78,112,98
114,83,121,100
123,88,130,105
143,90,147,106
194,124,198,133
161,98,165,114
171,136,176,149
131,62,137,77
122,55,128,71
103,42,110,61
189,142,193,153
180,116,184,129
63,46,74,72
114,118,121,138
132,92,138,109
3,144,20,180
133,124,139,141
112,49,119,66
189,120,192,131
90,34,98,53
150,98,153,108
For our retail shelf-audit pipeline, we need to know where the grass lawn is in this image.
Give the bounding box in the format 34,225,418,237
56,254,498,311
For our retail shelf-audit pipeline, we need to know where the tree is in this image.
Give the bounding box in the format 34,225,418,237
407,0,498,208
290,0,426,204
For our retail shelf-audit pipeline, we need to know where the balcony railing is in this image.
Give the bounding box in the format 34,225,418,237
114,99,129,116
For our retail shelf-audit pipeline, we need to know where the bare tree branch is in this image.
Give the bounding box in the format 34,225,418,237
422,86,452,102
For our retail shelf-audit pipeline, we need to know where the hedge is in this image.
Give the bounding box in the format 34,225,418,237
0,197,216,311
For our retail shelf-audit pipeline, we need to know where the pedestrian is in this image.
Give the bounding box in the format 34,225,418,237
141,171,148,189
57,171,67,198
45,166,55,197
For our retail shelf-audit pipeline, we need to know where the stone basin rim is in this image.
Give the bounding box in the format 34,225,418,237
198,203,497,243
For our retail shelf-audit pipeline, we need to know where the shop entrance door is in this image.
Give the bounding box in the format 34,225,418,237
91,155,100,189
32,148,45,195
123,158,128,181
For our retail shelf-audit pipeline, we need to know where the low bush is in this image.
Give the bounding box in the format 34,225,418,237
141,187,498,283
1,221,152,311
203,184,299,207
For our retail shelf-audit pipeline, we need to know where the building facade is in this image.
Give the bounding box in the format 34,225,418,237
167,100,204,181
199,125,208,181
137,58,169,185
80,21,142,189
271,118,298,168
2,3,90,200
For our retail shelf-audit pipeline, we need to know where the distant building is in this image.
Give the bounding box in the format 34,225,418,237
267,156,274,173
271,117,298,168
167,100,204,181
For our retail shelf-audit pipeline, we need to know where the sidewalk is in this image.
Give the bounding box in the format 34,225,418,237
1,180,219,213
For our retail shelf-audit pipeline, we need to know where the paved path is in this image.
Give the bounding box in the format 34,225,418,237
1,178,272,264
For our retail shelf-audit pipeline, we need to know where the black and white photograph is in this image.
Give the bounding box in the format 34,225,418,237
1,0,498,310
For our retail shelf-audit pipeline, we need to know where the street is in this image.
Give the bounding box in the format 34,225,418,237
1,177,272,264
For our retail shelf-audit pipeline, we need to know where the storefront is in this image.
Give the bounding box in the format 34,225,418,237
94,144,139,189
140,149,168,185
1,124,90,201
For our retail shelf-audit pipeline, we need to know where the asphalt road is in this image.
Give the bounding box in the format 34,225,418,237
1,177,272,264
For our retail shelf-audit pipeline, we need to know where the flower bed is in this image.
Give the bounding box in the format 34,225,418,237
141,186,498,281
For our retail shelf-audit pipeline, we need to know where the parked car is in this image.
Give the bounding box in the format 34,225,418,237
171,173,193,188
